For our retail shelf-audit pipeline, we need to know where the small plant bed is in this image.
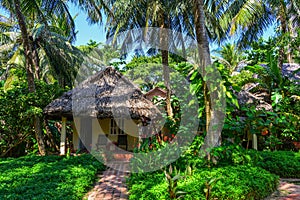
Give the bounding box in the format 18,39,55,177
0,154,106,200
127,165,279,200
207,145,300,178
253,151,300,178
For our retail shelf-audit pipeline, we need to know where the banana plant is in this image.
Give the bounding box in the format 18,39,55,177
164,164,186,199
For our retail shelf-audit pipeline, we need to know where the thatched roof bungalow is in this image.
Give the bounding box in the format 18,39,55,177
44,67,160,155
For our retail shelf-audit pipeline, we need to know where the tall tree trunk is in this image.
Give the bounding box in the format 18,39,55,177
162,50,172,117
194,0,221,148
177,16,187,59
13,0,46,155
287,19,294,63
278,0,288,69
32,40,41,80
160,14,173,118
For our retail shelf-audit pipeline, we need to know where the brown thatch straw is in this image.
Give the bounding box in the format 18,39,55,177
44,67,161,120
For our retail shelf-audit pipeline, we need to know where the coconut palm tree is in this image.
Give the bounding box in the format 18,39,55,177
0,0,85,85
171,0,229,148
192,0,221,148
10,0,47,155
77,40,122,75
227,0,300,66
104,0,181,118
212,43,247,74
0,0,84,155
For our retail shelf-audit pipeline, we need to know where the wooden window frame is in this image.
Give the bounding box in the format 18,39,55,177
110,118,125,135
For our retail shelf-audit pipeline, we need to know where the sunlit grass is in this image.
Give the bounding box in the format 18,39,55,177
0,154,106,200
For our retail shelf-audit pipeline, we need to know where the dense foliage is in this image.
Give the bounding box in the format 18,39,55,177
0,71,65,157
128,165,279,200
128,141,300,199
206,145,300,179
0,154,106,200
254,151,300,178
0,0,300,199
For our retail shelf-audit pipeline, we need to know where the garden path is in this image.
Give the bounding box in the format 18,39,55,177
265,179,300,200
86,155,131,200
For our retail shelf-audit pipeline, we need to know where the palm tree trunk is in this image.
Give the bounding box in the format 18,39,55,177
194,0,221,148
287,19,294,63
32,40,41,79
162,50,172,117
177,16,187,59
278,0,288,69
160,14,173,118
13,0,46,156
14,1,35,93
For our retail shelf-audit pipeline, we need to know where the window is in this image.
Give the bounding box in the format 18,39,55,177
110,119,125,135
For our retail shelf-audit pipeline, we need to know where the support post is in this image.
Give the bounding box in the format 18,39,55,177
253,134,258,150
72,122,79,151
60,117,67,155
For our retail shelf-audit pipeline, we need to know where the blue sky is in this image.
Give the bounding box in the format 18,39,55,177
69,4,106,46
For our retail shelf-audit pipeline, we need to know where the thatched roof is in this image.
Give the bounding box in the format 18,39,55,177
144,87,167,100
44,67,161,120
235,63,300,111
282,63,300,83
237,90,272,111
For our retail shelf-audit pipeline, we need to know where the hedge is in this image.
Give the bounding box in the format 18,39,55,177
254,150,300,178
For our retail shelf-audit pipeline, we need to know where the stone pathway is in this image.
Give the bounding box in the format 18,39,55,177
86,161,130,200
265,179,300,200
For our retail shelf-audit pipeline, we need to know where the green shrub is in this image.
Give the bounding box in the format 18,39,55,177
128,172,168,200
180,166,278,200
127,165,278,200
0,154,106,200
0,80,66,157
174,135,206,171
197,145,300,179
213,147,300,178
253,150,300,178
209,144,254,166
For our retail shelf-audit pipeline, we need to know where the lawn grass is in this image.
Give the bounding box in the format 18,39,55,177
0,154,106,200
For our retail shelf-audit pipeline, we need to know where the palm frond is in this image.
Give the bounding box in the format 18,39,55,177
224,0,274,48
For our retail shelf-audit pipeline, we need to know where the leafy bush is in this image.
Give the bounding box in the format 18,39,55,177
209,146,300,178
209,144,254,166
128,165,278,200
0,154,106,199
174,135,206,171
181,166,278,200
129,147,300,199
128,172,169,200
0,79,66,157
253,151,300,178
